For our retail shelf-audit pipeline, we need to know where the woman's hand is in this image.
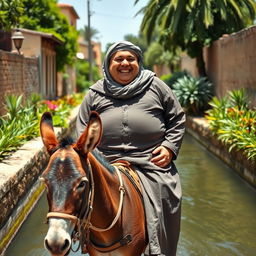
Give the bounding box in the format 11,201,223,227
151,146,173,168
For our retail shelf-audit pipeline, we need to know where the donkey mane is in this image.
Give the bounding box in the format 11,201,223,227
92,149,115,174
59,136,74,148
58,136,114,173
59,136,114,173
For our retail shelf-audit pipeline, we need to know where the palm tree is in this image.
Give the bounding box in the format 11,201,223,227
124,33,148,54
135,0,256,76
79,25,100,41
144,42,181,72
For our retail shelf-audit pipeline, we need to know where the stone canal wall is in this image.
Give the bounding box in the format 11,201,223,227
0,137,48,255
0,108,77,255
186,116,256,189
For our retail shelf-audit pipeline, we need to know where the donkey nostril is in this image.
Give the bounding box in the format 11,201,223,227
45,239,51,251
45,238,70,253
61,239,70,251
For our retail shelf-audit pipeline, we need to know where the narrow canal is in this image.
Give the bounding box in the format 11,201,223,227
5,134,256,256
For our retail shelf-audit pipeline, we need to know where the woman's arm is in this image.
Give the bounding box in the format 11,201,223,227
154,77,186,161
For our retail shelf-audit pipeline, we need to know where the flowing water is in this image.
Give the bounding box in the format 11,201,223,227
5,134,256,256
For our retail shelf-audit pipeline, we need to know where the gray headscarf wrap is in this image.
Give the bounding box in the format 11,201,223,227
99,41,155,99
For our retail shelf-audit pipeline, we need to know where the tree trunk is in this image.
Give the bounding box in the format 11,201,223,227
196,48,206,77
169,63,174,73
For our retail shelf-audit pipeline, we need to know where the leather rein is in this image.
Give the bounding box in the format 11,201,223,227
46,162,126,252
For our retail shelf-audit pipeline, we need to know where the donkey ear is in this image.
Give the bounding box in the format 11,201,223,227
75,111,102,154
40,112,58,154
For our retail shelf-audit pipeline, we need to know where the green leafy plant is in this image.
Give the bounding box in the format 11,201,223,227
172,75,213,115
20,0,78,71
136,0,256,76
0,94,39,159
38,94,84,127
0,0,23,30
4,94,23,120
205,96,230,133
0,93,84,161
75,60,101,92
206,89,256,161
161,71,189,88
228,88,248,110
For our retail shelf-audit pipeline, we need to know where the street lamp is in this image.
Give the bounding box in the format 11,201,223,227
11,29,24,54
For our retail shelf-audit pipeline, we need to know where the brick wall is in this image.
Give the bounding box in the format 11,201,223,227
180,25,256,107
0,50,39,115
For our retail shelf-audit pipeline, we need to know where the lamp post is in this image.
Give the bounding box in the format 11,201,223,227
87,0,93,82
11,29,24,54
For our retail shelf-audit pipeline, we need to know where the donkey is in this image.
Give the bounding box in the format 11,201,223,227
39,111,146,256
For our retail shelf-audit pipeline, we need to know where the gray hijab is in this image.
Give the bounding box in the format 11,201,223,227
94,41,155,99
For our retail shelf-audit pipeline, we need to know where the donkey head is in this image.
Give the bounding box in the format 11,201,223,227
40,111,102,256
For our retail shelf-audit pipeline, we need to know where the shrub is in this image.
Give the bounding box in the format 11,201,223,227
75,60,101,92
0,93,84,161
0,94,39,159
160,73,172,84
206,89,256,161
161,70,189,88
37,93,84,127
20,0,78,71
172,75,213,115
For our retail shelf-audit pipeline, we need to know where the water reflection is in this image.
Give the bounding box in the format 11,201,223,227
5,134,256,256
177,135,256,256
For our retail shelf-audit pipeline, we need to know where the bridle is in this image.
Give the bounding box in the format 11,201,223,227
45,161,126,252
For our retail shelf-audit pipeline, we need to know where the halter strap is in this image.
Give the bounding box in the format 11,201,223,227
47,212,79,224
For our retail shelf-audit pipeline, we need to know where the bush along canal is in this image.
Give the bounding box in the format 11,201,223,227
4,133,256,256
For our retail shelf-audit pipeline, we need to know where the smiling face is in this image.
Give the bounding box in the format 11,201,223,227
109,50,140,85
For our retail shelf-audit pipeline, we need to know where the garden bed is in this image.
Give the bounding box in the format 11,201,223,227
186,116,256,189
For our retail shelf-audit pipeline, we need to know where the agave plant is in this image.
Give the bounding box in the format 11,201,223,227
172,75,213,115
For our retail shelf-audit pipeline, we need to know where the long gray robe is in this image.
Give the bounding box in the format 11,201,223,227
76,76,186,255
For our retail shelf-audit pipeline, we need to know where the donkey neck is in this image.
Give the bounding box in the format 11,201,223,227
87,153,120,226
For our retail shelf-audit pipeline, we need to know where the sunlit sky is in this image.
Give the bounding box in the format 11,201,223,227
58,0,148,51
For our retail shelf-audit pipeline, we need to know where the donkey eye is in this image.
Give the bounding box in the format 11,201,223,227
78,181,86,188
77,177,88,190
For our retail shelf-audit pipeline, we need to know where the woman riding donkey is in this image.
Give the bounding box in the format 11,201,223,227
76,41,186,256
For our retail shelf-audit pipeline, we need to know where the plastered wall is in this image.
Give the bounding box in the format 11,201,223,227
181,25,256,106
